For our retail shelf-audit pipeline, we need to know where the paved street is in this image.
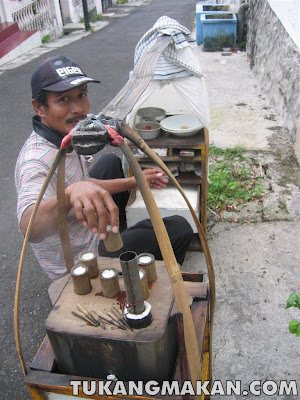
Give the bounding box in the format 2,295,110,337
0,0,299,399
0,1,196,398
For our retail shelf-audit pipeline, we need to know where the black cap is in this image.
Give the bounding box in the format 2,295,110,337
31,55,100,98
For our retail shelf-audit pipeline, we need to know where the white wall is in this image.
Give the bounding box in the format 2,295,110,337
267,0,300,49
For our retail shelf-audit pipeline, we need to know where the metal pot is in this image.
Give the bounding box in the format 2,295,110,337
136,107,166,122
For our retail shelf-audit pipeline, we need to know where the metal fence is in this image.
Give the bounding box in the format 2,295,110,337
11,0,53,31
101,0,112,12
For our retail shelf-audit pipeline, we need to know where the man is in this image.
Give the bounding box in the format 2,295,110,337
15,55,193,281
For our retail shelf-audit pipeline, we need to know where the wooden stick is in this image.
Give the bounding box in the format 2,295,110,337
72,310,98,327
90,311,106,330
111,306,133,331
107,311,128,330
77,304,99,326
96,310,126,330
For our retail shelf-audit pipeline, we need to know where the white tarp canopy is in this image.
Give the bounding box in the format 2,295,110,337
126,16,210,129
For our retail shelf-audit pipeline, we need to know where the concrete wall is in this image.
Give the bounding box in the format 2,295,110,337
246,0,300,148
60,0,102,24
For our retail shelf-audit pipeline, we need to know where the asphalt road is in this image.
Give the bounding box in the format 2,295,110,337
0,1,196,398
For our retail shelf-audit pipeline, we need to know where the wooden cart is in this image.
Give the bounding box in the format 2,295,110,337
16,34,214,400
126,127,209,249
24,259,211,400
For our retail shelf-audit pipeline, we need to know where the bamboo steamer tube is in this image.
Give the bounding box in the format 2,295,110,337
139,269,149,300
138,253,157,283
71,265,91,295
103,226,123,252
99,268,120,298
121,142,202,393
79,251,99,279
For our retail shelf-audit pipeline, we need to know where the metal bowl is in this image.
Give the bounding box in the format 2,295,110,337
160,114,203,137
136,107,166,122
134,121,161,140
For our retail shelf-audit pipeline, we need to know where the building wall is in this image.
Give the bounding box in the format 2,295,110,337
60,0,102,24
247,0,300,144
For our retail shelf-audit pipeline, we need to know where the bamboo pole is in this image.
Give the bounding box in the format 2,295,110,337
121,123,216,382
57,150,74,273
14,147,66,376
121,142,202,394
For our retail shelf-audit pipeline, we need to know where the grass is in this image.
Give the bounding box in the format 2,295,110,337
203,32,235,51
80,10,103,23
208,146,265,213
41,34,51,44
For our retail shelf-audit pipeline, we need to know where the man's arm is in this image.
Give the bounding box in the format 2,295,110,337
89,168,169,193
20,181,119,242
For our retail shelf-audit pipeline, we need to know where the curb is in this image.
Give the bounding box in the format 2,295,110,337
0,0,148,74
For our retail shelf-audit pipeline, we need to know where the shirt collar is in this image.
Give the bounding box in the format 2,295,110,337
32,115,73,153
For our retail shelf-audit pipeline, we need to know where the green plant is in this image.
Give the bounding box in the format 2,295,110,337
116,0,127,3
80,9,102,23
204,32,235,51
42,34,51,44
208,146,264,212
236,41,246,51
203,5,230,11
286,293,300,337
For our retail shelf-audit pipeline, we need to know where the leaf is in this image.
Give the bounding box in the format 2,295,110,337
289,320,300,334
286,293,297,308
295,295,300,310
296,324,300,338
285,293,300,309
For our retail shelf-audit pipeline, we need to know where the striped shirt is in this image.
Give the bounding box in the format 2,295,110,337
15,120,98,280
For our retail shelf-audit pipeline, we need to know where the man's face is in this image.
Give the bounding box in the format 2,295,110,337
33,84,90,136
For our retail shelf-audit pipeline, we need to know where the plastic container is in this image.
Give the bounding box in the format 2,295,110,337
201,12,237,50
196,3,232,45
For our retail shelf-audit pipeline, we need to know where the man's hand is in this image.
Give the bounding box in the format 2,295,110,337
133,169,168,190
66,181,119,239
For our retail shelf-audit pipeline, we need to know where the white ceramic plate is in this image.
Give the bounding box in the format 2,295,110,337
160,114,203,137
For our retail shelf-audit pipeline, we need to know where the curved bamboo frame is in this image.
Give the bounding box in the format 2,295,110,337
14,125,215,393
14,148,66,376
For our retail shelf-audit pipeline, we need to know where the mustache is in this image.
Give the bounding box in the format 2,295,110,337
66,114,87,124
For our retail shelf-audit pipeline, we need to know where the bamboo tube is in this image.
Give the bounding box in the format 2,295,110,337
79,251,99,279
71,265,91,295
103,226,123,252
138,253,157,283
99,268,120,298
121,141,202,394
139,269,149,300
57,150,74,273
